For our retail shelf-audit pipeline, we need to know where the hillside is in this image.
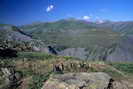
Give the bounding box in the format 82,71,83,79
0,52,133,89
0,24,47,52
20,19,133,61
0,21,133,89
1,20,133,61
99,21,133,34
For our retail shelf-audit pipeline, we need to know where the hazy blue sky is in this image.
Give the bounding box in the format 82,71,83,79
0,0,133,25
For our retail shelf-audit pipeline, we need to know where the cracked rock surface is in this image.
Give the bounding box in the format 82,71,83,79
42,72,128,89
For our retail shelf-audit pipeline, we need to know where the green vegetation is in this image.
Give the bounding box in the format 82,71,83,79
0,52,133,89
0,24,11,26
109,62,133,76
19,20,123,61
101,67,122,78
18,52,56,60
28,72,52,89
21,20,121,48
1,20,133,88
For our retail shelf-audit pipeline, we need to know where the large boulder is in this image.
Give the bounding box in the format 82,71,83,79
0,67,23,89
42,72,128,89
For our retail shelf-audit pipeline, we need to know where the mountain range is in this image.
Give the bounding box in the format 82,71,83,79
1,19,133,61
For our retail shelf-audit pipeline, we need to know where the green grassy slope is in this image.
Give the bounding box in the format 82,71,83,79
21,20,121,48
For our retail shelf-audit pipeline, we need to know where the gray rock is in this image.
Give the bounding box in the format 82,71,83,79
42,72,128,89
0,67,23,89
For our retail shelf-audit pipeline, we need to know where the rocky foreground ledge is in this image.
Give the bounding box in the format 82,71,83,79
42,72,128,89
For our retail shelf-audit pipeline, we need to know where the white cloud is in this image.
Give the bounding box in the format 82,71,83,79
95,16,105,24
96,19,105,24
83,16,91,21
46,5,54,12
97,20,104,23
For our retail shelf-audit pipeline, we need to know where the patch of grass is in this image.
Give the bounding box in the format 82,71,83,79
109,62,133,75
0,24,10,26
28,72,52,89
14,59,54,77
0,59,15,67
101,67,122,78
63,56,73,60
17,52,56,60
1,53,133,89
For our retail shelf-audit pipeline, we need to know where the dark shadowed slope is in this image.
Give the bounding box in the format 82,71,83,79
107,35,133,61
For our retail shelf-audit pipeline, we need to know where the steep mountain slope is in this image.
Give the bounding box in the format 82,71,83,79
2,19,133,61
21,19,120,47
99,21,133,34
0,24,46,52
107,35,133,61
21,20,133,36
21,20,123,61
0,24,32,42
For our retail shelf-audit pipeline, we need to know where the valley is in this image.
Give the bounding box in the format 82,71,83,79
0,20,133,89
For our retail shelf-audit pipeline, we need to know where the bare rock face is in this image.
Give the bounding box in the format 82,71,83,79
0,67,23,89
42,72,128,89
112,81,128,89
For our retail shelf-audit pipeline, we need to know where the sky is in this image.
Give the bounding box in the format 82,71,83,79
0,0,133,25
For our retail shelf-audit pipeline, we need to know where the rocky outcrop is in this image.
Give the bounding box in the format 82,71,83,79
0,25,59,54
42,72,128,89
0,66,23,89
